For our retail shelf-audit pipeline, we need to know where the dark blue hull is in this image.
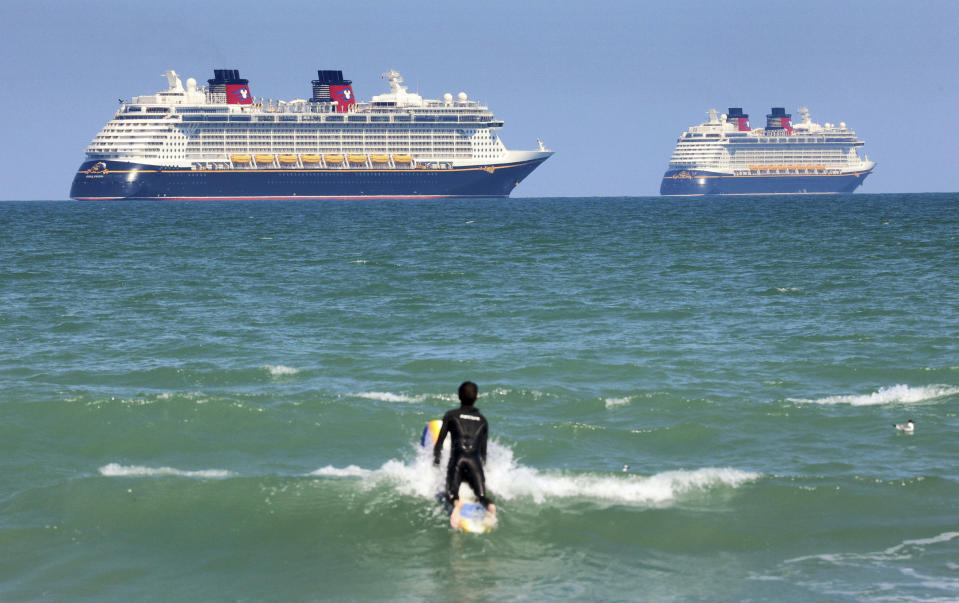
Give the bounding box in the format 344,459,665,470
70,158,548,200
660,168,872,196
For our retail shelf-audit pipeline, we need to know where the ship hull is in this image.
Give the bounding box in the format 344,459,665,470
660,169,872,196
70,158,548,200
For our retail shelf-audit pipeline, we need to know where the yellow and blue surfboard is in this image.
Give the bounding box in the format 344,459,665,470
452,502,496,534
420,419,442,448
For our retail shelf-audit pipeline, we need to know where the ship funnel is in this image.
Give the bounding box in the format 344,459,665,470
727,107,750,131
311,70,355,113
766,107,793,134
207,69,252,105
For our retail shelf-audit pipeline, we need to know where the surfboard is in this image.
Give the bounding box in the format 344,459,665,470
421,419,442,448
450,501,496,534
421,419,497,533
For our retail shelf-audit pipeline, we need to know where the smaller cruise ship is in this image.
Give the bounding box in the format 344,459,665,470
660,107,874,195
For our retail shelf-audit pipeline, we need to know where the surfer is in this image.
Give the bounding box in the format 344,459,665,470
433,381,496,518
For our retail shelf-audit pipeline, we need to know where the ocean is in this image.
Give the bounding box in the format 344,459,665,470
1,194,957,601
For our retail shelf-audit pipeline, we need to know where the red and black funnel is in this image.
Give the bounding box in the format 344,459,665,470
766,107,793,134
727,107,750,131
311,70,356,113
208,69,252,105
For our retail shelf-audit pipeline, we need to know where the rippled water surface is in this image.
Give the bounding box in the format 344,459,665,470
1,195,958,601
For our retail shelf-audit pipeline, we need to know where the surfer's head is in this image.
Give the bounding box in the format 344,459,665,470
458,381,478,406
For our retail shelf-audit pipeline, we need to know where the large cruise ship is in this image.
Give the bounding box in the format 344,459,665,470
70,68,552,200
660,107,874,195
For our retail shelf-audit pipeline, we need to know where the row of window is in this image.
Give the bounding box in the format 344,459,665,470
203,134,467,141
155,120,493,132
176,114,494,124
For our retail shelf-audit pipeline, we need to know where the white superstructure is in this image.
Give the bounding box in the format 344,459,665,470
667,107,874,177
82,69,550,171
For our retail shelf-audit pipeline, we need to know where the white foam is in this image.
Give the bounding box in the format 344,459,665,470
155,392,209,404
484,445,758,505
351,391,457,404
311,441,759,508
790,384,959,406
352,390,534,405
309,465,372,478
884,531,959,555
99,463,233,479
778,535,959,598
353,391,427,403
263,365,299,376
787,531,959,566
604,397,631,408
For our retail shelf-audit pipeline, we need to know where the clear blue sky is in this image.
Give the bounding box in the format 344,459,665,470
2,0,956,199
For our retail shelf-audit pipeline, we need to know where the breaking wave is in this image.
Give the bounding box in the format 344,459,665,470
99,463,233,479
310,465,371,478
310,441,759,507
351,391,456,404
790,384,959,406
263,365,299,376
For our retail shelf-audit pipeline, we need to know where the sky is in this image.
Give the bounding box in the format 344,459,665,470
1,0,957,199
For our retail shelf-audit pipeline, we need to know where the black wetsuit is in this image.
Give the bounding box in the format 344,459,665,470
433,405,491,507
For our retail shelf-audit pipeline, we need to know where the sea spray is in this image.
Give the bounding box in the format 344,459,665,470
309,441,760,507
263,365,299,377
99,463,234,479
790,384,959,406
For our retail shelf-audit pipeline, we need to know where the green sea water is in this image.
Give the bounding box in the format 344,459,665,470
1,195,958,601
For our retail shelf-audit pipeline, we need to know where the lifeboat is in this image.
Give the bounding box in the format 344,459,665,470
300,154,321,164
392,154,413,163
255,154,275,164
370,154,390,164
278,154,298,165
348,154,368,164
324,154,344,164
231,154,251,164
